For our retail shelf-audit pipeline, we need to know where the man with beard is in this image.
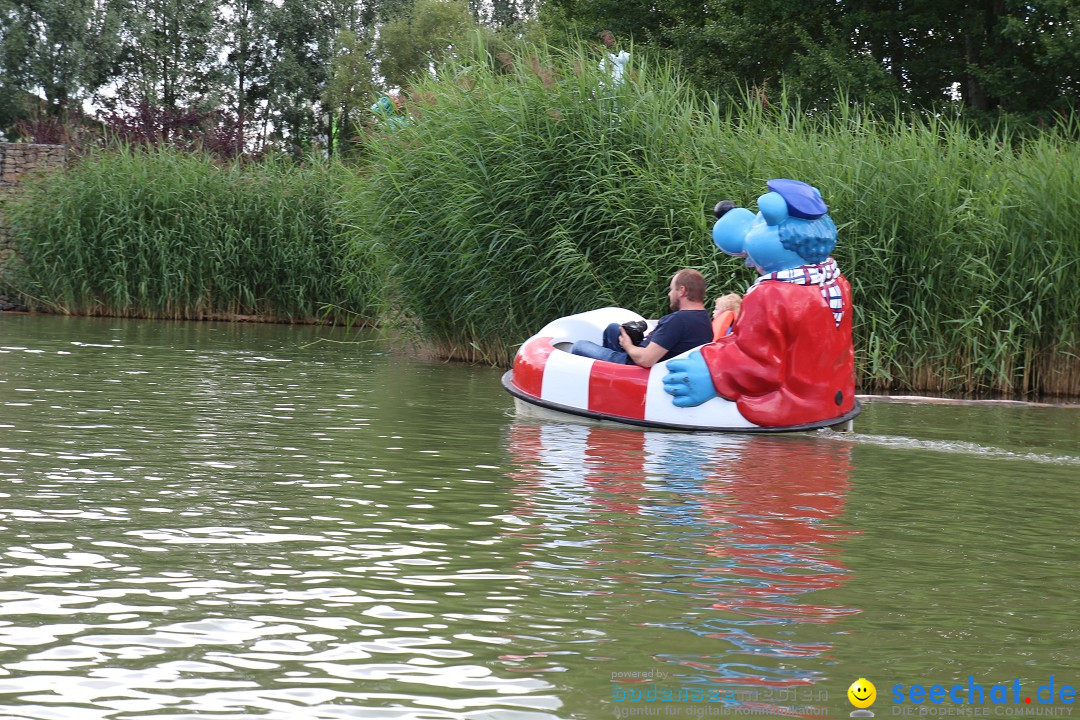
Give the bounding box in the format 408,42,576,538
569,268,713,367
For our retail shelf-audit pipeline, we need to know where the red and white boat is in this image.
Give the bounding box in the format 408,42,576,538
502,308,860,433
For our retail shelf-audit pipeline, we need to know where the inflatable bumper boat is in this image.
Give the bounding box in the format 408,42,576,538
501,307,860,433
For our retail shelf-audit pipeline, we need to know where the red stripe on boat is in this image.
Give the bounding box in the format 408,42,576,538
512,337,555,398
588,361,649,419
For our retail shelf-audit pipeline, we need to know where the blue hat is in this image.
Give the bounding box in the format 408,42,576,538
766,179,828,220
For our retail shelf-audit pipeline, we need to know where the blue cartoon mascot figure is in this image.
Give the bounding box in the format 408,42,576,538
662,179,856,427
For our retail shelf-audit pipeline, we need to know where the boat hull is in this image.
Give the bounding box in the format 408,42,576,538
503,307,860,433
503,371,860,432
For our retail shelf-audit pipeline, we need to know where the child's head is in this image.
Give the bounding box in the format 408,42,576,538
714,293,742,316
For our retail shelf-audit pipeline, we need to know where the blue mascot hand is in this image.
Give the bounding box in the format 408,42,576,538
662,350,718,408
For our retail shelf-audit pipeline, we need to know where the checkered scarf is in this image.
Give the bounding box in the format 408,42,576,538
752,257,845,327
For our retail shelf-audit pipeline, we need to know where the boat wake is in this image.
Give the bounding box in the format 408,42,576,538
819,430,1080,466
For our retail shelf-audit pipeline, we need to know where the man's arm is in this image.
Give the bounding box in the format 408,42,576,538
618,327,668,368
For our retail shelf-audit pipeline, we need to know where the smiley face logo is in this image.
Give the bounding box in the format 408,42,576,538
848,678,876,708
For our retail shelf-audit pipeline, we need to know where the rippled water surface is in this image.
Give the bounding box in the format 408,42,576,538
1,314,1078,720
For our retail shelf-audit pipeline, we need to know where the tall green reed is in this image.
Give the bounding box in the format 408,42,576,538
6,40,1075,397
346,39,1079,396
342,41,735,363
4,146,380,323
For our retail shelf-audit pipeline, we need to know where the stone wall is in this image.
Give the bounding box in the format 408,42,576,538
0,143,67,309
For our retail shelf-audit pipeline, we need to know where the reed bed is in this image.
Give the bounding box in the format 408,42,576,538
345,42,1079,397
687,101,1080,397
4,146,379,323
342,44,737,364
4,41,1077,398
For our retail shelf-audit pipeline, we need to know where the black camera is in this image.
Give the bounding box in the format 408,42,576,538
620,320,647,346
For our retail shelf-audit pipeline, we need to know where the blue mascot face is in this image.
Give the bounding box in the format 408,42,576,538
712,180,837,274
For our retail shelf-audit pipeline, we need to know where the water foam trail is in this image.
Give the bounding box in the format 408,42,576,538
820,430,1080,466
857,394,1079,409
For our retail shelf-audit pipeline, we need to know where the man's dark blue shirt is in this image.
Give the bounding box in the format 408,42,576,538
644,309,713,361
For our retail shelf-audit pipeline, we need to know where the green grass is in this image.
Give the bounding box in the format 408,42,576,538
4,146,380,323
343,40,1079,397
3,39,1077,398
341,42,738,363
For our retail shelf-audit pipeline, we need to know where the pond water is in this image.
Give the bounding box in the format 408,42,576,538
0,314,1078,720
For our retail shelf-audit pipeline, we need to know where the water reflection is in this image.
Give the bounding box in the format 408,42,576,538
506,422,857,714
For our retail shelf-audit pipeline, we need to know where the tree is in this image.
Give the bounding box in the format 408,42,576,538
677,0,897,106
0,0,123,118
259,0,335,154
541,0,898,109
324,28,378,153
844,0,1078,117
475,0,538,27
218,0,275,149
109,0,220,113
953,0,1078,115
541,0,1079,118
377,0,475,89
